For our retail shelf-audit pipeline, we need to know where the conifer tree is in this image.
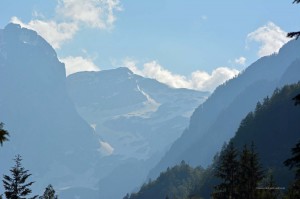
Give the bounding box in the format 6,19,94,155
237,145,251,198
237,143,264,199
39,185,58,199
258,171,281,199
283,141,300,198
212,142,239,199
284,141,300,179
248,143,264,198
3,155,38,199
0,122,9,146
287,0,300,39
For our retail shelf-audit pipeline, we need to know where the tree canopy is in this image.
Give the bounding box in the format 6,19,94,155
0,122,9,146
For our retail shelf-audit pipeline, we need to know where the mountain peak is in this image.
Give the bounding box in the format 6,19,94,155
113,67,134,75
2,23,56,56
4,23,21,31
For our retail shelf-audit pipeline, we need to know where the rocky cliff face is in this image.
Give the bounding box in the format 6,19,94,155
0,23,100,193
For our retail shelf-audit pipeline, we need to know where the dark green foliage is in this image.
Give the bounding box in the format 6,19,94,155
212,143,264,199
3,155,38,199
292,94,300,106
0,122,9,146
288,1,300,39
257,170,281,199
237,143,264,199
283,180,300,199
287,32,300,39
39,185,57,199
126,83,300,199
231,83,300,187
212,142,239,199
284,140,300,179
126,161,205,199
283,140,300,198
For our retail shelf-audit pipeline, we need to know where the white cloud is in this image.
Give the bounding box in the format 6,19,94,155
11,17,78,49
123,59,239,92
247,22,291,57
191,67,239,91
56,0,121,29
123,58,142,76
234,56,246,65
10,0,121,49
143,61,191,89
60,56,100,76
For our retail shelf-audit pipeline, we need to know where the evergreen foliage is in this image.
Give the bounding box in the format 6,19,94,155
257,170,281,199
39,185,58,199
125,83,300,199
126,161,205,199
283,140,300,198
283,180,300,199
2,155,38,199
237,143,264,199
284,141,300,179
0,122,9,146
212,142,239,199
288,0,300,39
231,83,300,187
212,143,264,199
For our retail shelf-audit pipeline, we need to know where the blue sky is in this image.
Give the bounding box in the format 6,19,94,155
0,0,299,91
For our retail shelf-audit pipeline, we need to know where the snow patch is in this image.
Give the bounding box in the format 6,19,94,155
98,140,114,156
124,83,160,117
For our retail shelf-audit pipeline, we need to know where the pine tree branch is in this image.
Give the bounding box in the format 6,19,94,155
287,32,300,39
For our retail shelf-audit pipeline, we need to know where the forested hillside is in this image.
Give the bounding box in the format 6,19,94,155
127,82,300,199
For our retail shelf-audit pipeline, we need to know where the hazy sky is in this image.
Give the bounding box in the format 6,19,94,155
0,0,299,91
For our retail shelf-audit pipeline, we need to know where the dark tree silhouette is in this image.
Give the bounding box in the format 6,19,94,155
292,94,300,106
237,144,264,199
3,155,38,199
283,141,300,198
39,185,58,199
0,122,9,146
284,141,300,179
212,142,239,199
288,0,300,39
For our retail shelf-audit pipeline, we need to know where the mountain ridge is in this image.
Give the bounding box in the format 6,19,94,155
149,38,300,178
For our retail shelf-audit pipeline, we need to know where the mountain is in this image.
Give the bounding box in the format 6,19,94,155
150,39,300,178
197,82,300,198
0,23,100,195
127,82,300,199
66,68,209,198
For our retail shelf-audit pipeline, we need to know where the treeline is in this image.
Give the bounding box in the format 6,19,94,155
124,83,300,199
124,141,299,199
124,161,205,199
0,124,58,199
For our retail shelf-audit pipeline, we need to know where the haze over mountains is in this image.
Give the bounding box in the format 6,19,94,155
66,61,208,199
1,21,300,199
0,23,208,199
149,38,300,178
0,23,100,194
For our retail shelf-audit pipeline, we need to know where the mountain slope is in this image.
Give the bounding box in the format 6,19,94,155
150,39,300,178
129,82,300,199
66,68,209,198
0,23,99,194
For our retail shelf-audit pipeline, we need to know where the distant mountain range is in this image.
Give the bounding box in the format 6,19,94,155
149,38,300,178
3,22,299,199
125,82,300,199
66,67,208,198
0,23,209,199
